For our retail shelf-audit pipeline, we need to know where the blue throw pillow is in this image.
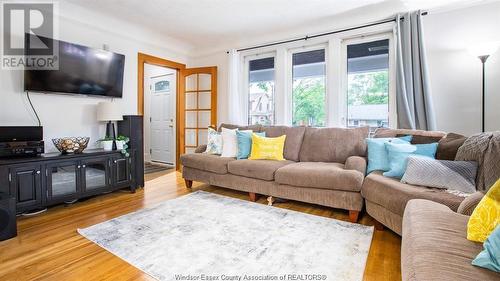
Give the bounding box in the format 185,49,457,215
236,131,265,159
366,135,413,174
472,225,500,272
383,142,438,179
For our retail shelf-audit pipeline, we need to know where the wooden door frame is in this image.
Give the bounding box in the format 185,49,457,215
137,52,186,170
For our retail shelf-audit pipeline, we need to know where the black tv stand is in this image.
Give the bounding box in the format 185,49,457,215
0,149,137,215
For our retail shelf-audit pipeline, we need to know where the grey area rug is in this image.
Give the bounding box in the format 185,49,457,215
78,191,374,281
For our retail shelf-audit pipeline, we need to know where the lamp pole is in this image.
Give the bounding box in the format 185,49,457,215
478,55,489,133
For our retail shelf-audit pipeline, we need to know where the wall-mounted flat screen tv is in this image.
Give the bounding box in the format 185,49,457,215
24,35,125,98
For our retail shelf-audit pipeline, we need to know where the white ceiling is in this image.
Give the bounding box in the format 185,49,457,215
66,0,491,54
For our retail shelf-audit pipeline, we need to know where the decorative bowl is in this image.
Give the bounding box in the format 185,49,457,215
52,137,90,154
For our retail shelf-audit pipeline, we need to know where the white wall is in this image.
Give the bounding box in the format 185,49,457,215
424,1,500,135
143,64,176,162
190,1,500,136
0,1,192,152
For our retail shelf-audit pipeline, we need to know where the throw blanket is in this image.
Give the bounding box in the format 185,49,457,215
455,132,500,191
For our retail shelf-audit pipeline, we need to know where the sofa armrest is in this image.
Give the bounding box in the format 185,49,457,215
345,156,367,175
457,191,484,216
194,144,207,153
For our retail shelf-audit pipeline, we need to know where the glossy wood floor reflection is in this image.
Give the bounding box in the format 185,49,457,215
0,171,401,281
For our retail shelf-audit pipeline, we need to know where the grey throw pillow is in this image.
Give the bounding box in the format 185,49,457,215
401,156,478,194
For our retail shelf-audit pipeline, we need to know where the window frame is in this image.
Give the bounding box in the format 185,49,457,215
243,52,277,125
340,32,397,129
287,44,328,127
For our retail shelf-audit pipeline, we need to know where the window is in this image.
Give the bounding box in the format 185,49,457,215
292,48,326,127
248,56,275,125
240,26,395,128
346,39,390,130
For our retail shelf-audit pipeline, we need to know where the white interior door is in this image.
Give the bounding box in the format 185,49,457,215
150,74,176,164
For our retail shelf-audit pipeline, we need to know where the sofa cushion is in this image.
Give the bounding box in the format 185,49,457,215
374,128,446,139
299,127,369,163
402,199,499,281
227,159,294,181
219,123,263,132
361,171,464,216
437,132,466,160
262,126,306,161
457,191,484,216
180,153,235,174
397,134,442,144
275,162,364,192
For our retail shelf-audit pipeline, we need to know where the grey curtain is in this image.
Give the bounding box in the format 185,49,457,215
396,11,436,130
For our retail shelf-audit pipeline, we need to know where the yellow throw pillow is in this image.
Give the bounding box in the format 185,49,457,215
467,179,500,242
249,134,286,161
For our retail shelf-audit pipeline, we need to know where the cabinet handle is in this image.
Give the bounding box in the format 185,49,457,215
77,165,81,169
82,165,86,168
114,160,117,163
36,170,41,174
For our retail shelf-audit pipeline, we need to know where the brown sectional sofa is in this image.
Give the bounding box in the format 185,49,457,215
182,124,470,232
181,124,369,222
402,199,499,281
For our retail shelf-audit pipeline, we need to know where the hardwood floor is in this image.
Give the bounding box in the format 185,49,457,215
0,171,401,281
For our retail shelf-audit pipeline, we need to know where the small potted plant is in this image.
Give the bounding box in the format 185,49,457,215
97,136,114,151
115,135,129,150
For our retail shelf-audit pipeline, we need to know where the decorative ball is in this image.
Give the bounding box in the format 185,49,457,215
52,137,90,154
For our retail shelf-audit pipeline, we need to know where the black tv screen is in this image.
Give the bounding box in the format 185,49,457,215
24,35,125,98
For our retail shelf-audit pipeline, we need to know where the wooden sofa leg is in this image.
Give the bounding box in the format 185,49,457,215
348,210,360,223
249,192,258,202
374,220,385,231
184,179,193,189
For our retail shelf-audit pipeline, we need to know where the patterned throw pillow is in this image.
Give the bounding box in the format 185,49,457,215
401,156,478,194
249,134,286,161
204,127,222,155
467,179,500,242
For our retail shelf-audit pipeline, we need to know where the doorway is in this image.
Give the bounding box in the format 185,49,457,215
137,53,217,171
144,65,176,165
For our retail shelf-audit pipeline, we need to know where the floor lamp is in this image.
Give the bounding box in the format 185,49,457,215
468,42,499,132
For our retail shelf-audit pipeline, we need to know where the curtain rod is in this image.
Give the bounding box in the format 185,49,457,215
227,11,427,54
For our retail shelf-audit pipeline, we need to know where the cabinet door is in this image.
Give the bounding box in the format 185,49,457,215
81,156,110,195
112,156,131,187
45,160,80,204
9,164,42,212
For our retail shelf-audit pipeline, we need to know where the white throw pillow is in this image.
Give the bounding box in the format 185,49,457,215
221,128,253,158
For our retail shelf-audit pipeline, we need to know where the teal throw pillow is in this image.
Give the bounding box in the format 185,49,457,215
366,135,413,174
383,142,438,179
236,131,265,159
472,224,500,272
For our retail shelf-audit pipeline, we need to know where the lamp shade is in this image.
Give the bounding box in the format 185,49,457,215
96,102,123,121
467,41,500,57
